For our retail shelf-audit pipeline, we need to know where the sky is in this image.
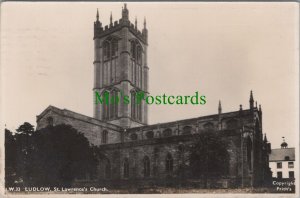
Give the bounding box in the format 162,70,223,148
1,2,299,148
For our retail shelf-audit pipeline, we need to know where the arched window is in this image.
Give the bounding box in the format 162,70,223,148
111,39,118,56
102,90,110,120
109,89,118,119
143,156,150,177
247,137,252,170
204,122,214,130
47,117,54,126
137,45,142,65
163,128,172,137
130,133,137,141
131,90,136,120
166,153,173,173
131,41,136,59
146,131,154,139
103,38,118,61
131,40,142,65
102,130,108,144
227,119,238,129
123,158,129,178
182,126,192,135
105,161,111,179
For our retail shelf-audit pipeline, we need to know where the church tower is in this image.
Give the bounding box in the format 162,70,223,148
93,4,149,128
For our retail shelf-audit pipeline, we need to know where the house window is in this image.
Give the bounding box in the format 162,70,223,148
123,158,129,178
102,130,108,144
143,156,150,177
288,162,294,168
277,171,282,179
166,153,173,173
277,162,282,169
285,156,290,161
289,171,294,178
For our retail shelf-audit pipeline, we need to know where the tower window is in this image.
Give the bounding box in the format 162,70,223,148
131,40,142,65
103,38,118,61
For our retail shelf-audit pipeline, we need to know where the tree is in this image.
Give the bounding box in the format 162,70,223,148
16,122,34,135
5,123,99,188
28,124,98,187
5,129,17,187
188,131,230,188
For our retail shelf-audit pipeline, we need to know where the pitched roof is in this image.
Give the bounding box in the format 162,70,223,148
269,148,295,161
36,105,123,131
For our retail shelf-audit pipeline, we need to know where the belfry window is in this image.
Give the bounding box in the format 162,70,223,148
131,40,142,65
103,38,118,61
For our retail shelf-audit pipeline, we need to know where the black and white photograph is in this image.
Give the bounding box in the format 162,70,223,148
1,2,299,196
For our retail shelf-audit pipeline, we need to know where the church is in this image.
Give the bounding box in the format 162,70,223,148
36,4,271,188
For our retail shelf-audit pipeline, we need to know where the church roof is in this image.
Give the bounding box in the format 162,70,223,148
36,105,123,131
269,148,295,162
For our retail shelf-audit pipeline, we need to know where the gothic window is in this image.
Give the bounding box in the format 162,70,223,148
204,122,214,130
105,161,111,179
143,156,150,177
166,153,173,173
123,158,129,178
102,130,108,144
111,39,118,56
130,133,137,141
182,126,192,135
131,41,136,59
47,117,53,126
227,119,238,129
131,40,142,65
146,131,154,139
247,137,252,170
137,45,142,65
102,90,110,120
131,90,136,120
103,37,118,61
163,128,172,137
109,89,118,119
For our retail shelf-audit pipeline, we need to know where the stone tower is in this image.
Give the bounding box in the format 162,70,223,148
93,4,149,128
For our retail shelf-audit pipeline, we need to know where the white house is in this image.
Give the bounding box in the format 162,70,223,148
269,139,295,179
